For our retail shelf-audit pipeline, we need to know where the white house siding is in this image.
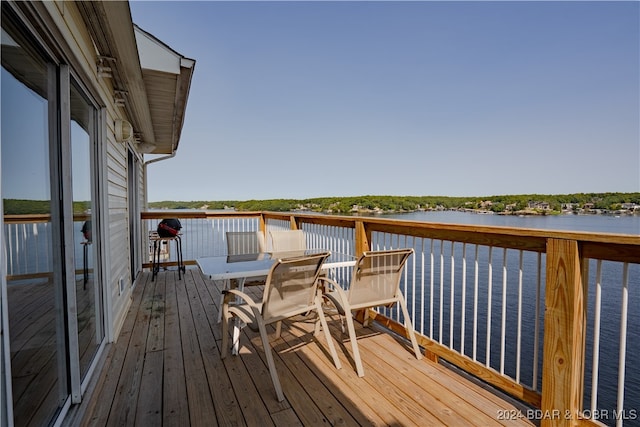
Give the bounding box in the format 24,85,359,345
106,142,134,340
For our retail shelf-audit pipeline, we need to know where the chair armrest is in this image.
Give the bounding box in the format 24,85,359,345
317,276,349,316
317,276,346,294
222,288,259,309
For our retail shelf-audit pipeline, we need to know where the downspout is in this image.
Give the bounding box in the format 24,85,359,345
143,151,176,210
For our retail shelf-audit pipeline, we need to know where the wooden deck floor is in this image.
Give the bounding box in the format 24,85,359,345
70,268,536,426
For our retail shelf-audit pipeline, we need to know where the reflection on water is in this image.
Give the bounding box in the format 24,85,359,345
385,210,640,235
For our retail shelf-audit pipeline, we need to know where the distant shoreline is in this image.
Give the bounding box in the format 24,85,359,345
149,205,640,218
347,206,639,216
147,192,640,217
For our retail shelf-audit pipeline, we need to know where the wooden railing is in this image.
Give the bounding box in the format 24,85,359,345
6,211,639,426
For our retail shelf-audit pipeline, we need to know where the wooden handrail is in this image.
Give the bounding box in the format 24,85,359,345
4,213,92,223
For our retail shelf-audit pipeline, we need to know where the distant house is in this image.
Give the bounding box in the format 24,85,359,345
528,201,551,210
1,2,195,425
621,203,640,211
480,200,493,209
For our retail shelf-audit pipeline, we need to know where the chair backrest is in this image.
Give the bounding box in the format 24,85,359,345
226,231,265,255
348,248,414,308
261,252,330,321
269,229,306,252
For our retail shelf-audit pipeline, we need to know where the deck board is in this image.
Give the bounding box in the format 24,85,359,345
161,269,190,427
71,268,535,426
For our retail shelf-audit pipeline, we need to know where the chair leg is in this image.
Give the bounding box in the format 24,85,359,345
274,320,282,339
398,297,423,360
315,298,342,370
218,295,224,323
362,308,371,327
257,320,285,402
345,311,365,377
221,304,230,359
217,279,230,323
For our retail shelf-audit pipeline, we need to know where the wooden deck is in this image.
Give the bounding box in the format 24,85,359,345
70,267,536,426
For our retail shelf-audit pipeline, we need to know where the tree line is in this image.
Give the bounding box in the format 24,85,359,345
3,199,91,215
4,193,639,215
148,192,640,214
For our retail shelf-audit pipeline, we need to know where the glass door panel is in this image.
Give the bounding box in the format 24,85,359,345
70,81,103,382
2,26,68,425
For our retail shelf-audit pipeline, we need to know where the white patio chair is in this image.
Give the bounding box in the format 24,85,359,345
319,248,422,377
269,229,306,253
226,231,265,255
221,252,342,402
216,231,267,323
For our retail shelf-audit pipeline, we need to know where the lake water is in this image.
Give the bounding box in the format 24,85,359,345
382,210,640,235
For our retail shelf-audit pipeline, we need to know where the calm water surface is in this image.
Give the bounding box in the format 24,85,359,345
383,210,640,235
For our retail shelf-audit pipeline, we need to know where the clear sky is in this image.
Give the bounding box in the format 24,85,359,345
129,1,640,202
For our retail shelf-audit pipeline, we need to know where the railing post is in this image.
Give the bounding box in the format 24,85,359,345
355,221,370,256
289,215,299,230
541,238,586,427
258,213,266,237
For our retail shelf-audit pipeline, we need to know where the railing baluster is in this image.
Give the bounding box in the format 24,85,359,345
486,246,493,368
500,248,507,375
533,252,542,391
400,234,406,320
461,243,467,357
411,235,416,328
7,224,14,275
616,263,629,427
420,239,425,336
33,223,39,274
21,223,27,273
439,240,444,345
590,259,603,411
430,239,435,339
450,242,455,349
473,244,479,362
516,250,523,384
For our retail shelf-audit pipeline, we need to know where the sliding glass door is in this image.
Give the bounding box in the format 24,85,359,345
1,21,68,425
2,11,105,426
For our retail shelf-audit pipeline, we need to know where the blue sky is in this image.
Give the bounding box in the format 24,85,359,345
129,1,640,202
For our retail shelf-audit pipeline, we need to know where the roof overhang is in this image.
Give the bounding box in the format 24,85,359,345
134,25,196,154
77,1,195,155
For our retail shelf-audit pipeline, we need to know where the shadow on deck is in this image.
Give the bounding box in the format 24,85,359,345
68,268,535,426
